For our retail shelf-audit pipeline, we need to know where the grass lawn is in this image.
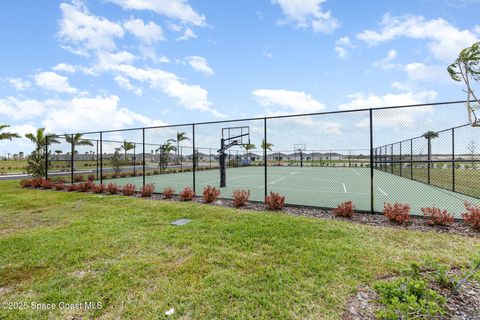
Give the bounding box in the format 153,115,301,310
0,180,479,319
391,165,480,197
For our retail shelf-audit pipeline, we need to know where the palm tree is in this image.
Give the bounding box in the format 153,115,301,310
243,143,256,160
120,140,134,163
65,133,93,170
171,132,189,163
25,128,59,153
0,125,20,141
422,131,439,161
19,151,24,160
261,139,273,151
156,141,176,172
422,131,439,184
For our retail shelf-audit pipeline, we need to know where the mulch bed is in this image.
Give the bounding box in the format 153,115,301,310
31,184,480,238
343,268,480,320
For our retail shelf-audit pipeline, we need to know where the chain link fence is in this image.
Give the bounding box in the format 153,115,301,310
44,100,479,218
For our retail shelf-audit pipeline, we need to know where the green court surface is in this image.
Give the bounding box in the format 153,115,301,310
100,166,479,218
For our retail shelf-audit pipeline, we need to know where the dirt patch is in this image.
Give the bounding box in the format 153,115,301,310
0,286,13,297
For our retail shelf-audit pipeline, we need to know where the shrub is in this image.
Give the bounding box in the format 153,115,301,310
56,177,66,184
120,172,128,178
265,192,285,210
203,186,221,203
74,175,84,182
153,170,160,175
384,202,411,224
162,187,175,199
41,179,54,189
85,180,95,192
20,179,33,188
101,174,108,180
76,182,88,192
141,184,155,197
107,183,119,194
374,274,446,319
87,174,96,181
54,183,65,191
333,201,355,218
232,189,250,207
32,177,45,188
463,202,480,230
421,207,454,226
93,183,105,194
66,184,78,192
179,187,195,201
122,184,136,196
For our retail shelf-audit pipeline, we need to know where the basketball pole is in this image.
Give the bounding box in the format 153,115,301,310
219,138,226,187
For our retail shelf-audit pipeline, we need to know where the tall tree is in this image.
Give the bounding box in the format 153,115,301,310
0,125,20,141
25,128,59,153
65,133,93,170
120,140,134,163
422,131,439,162
24,128,59,177
448,42,480,125
65,133,94,154
261,139,273,151
171,132,189,163
243,143,256,159
156,141,176,173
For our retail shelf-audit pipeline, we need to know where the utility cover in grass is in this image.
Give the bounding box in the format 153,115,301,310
171,219,191,226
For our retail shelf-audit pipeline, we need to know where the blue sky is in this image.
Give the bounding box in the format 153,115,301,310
0,0,479,154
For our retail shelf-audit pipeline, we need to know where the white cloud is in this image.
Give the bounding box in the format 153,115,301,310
139,45,170,63
106,64,224,117
8,78,31,91
41,95,163,132
372,49,398,70
58,2,124,55
475,25,480,34
252,89,325,113
107,0,206,26
272,0,338,33
34,71,77,94
185,56,213,76
0,97,47,120
338,91,437,128
124,18,164,44
404,63,450,84
334,36,354,59
176,28,197,41
167,23,182,32
357,14,478,62
52,63,76,73
114,75,143,96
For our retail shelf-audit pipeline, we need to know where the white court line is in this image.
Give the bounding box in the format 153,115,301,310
269,176,286,185
342,183,347,193
350,168,361,176
377,187,388,196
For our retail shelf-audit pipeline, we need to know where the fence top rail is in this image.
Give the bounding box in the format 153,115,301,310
374,122,470,149
61,100,467,136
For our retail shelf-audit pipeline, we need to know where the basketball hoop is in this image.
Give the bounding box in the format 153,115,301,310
217,126,250,187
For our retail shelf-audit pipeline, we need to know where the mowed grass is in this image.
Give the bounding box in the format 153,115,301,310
0,181,479,319
391,165,480,197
